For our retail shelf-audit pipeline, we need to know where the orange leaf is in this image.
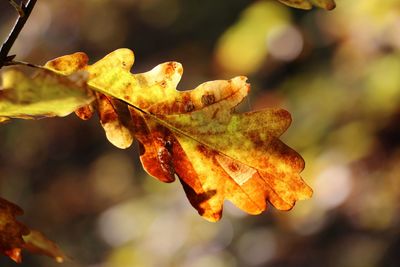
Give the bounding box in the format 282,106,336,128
45,49,312,221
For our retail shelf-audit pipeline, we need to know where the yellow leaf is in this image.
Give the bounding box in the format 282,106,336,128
278,0,336,10
45,49,312,221
45,51,134,149
0,69,94,120
95,92,134,149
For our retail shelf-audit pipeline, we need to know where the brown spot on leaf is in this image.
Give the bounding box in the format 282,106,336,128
211,108,219,119
165,139,173,152
100,108,118,123
165,62,176,76
196,144,218,158
275,109,291,122
181,94,195,112
184,101,195,112
247,132,264,147
228,162,239,172
325,2,336,10
45,52,88,73
201,94,215,106
75,105,94,120
157,146,175,178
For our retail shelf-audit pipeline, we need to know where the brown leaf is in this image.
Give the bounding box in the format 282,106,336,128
0,198,28,263
0,197,65,263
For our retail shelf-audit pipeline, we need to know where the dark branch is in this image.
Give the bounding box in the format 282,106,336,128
0,0,37,70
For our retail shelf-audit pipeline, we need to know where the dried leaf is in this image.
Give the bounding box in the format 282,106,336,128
128,90,312,221
0,69,94,120
0,198,64,263
278,0,336,10
0,198,28,263
75,104,94,120
45,49,312,221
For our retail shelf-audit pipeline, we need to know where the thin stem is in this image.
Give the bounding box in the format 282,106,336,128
5,60,41,68
8,0,25,16
0,0,37,70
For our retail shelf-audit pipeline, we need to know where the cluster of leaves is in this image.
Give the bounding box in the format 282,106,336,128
0,49,312,262
0,0,336,263
2,48,313,220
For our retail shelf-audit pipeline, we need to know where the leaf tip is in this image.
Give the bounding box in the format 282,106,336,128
300,183,313,200
45,52,89,74
325,2,336,10
5,248,22,263
106,48,135,71
277,108,292,123
202,211,223,222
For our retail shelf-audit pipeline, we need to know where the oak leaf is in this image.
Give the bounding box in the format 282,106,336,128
45,49,312,221
0,68,94,121
0,197,64,263
44,52,134,148
0,197,28,263
278,0,336,10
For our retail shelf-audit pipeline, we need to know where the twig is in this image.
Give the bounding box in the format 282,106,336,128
8,0,25,16
4,60,42,69
0,0,37,70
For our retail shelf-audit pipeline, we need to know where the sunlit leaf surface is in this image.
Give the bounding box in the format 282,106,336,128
0,69,94,121
45,49,312,221
1,0,400,266
278,0,335,10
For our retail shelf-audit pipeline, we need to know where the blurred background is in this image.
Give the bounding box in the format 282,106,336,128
1,0,400,266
